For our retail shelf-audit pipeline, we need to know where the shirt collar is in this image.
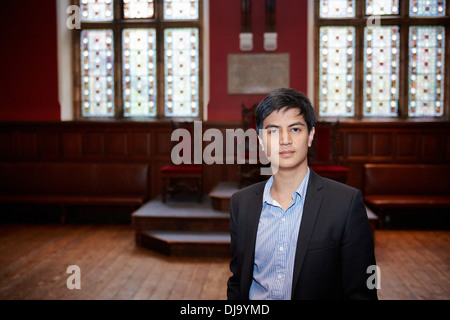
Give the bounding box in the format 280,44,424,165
263,167,310,206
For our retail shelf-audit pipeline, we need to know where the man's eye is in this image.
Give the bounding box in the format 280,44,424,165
269,128,279,134
291,128,301,133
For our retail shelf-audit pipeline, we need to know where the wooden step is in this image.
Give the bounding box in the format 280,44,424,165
133,195,231,256
140,230,231,257
208,181,240,212
132,195,230,232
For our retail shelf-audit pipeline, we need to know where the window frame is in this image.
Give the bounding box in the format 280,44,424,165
72,0,204,120
313,0,450,120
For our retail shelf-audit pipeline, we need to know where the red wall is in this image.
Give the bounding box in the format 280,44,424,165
208,0,308,121
0,0,308,122
0,1,60,121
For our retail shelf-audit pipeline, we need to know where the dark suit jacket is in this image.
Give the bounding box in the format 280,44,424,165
227,169,378,300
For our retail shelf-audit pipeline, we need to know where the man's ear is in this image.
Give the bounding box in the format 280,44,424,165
308,127,315,147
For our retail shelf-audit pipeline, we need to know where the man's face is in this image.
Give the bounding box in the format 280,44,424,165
259,107,315,173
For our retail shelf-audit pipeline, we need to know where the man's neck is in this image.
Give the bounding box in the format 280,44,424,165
271,163,309,200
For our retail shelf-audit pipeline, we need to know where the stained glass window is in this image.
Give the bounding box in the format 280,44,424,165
164,28,199,117
77,1,202,119
410,0,446,16
366,0,399,15
315,0,447,120
364,26,400,117
124,0,154,19
80,0,114,21
319,27,355,117
123,29,157,117
409,26,445,117
80,30,114,117
319,0,355,18
164,0,199,20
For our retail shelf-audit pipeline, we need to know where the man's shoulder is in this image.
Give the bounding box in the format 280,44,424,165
322,176,358,194
311,170,361,198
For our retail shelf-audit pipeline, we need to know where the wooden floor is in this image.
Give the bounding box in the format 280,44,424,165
0,223,448,300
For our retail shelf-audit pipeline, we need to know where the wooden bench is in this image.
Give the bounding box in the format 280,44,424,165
0,162,150,223
363,164,450,228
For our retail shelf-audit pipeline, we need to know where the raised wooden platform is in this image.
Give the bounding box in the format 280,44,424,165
140,230,230,257
208,181,240,212
133,182,378,257
132,195,231,257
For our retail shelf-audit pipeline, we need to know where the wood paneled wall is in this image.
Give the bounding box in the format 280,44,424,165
1,120,449,197
0,121,242,198
337,121,450,189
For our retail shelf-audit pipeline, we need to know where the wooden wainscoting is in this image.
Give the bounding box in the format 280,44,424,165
1,120,449,197
336,121,450,190
0,121,243,199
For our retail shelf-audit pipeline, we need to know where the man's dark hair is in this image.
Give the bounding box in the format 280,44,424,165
255,88,315,133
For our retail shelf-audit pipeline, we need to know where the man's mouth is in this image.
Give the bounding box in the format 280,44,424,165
279,150,295,156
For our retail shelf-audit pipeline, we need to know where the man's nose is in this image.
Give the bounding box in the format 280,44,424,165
279,130,292,145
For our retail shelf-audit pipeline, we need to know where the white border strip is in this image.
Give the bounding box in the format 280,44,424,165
307,0,314,102
202,0,210,120
57,0,73,121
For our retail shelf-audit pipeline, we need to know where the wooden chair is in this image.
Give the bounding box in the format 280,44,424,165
160,121,203,203
309,121,349,183
238,103,268,188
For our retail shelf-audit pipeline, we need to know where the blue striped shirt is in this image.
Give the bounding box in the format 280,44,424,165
249,168,310,300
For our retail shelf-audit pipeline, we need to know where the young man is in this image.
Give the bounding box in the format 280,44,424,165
227,88,377,300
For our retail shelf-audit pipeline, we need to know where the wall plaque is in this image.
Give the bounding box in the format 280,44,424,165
227,53,290,94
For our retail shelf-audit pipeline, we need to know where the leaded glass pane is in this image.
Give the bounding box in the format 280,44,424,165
409,26,445,117
124,0,154,19
164,28,199,117
80,0,113,22
81,30,114,117
164,0,199,20
366,0,399,15
123,29,157,117
364,26,400,117
319,0,355,18
410,0,445,16
319,27,355,117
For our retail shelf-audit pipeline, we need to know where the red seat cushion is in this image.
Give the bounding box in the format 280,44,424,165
160,164,203,175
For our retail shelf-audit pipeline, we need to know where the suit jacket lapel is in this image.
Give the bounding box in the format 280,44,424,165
242,182,265,297
291,170,324,295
